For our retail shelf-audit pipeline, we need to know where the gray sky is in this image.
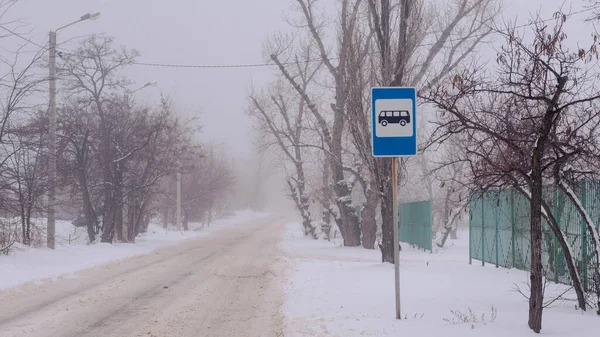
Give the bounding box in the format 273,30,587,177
5,0,291,156
3,0,592,156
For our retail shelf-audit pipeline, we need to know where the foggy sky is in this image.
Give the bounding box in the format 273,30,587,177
2,0,591,156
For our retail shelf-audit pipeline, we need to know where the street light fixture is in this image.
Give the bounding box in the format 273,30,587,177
81,12,101,21
47,12,101,249
131,81,158,94
55,12,101,32
125,81,158,107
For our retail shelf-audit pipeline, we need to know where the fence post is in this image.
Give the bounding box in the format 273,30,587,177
428,201,432,253
581,180,588,291
496,193,500,268
511,189,516,268
482,196,485,266
469,198,472,265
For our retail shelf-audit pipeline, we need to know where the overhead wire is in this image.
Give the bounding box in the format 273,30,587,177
124,5,600,69
123,5,600,70
3,4,599,70
0,24,47,49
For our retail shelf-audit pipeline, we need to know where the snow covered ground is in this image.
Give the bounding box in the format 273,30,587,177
0,210,268,290
281,222,600,336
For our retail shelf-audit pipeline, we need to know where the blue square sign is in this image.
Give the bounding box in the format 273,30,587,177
371,87,417,157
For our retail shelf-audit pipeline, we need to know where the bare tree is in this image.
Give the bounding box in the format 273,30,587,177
58,101,102,242
3,121,48,246
58,34,137,243
249,73,319,238
270,0,364,246
429,144,469,248
0,0,46,247
361,0,500,262
174,146,235,229
422,13,600,331
58,35,198,244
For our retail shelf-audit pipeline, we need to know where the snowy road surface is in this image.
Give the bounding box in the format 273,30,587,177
0,216,284,337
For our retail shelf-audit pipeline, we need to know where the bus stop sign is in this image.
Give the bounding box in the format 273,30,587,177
371,87,417,157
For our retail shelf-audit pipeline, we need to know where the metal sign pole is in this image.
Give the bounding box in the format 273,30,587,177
370,86,416,321
392,157,401,319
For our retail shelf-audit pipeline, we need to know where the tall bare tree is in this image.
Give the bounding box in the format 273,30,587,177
249,73,319,238
58,35,137,242
362,0,499,262
423,13,600,331
270,0,364,246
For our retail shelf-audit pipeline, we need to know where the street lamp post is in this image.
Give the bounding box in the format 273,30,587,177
47,12,100,249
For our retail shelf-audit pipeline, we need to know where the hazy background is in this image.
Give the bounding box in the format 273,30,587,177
2,0,593,212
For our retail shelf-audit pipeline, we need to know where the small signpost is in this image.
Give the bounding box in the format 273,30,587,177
371,87,418,320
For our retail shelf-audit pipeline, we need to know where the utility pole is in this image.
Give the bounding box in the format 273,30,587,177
47,30,57,250
47,12,100,249
176,171,182,230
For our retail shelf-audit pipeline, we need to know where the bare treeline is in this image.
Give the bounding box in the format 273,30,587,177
250,0,600,331
249,0,499,259
0,2,235,249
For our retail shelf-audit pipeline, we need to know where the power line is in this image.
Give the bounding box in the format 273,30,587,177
132,61,279,69
131,58,328,69
56,4,600,70
0,24,47,49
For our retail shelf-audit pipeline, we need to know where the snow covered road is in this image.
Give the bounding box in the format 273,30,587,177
0,216,285,337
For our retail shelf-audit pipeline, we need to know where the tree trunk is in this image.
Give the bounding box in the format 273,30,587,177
77,168,97,243
126,193,136,241
113,167,124,242
528,78,566,332
287,178,317,239
320,159,333,240
321,208,332,240
25,207,32,247
437,208,461,248
330,99,361,247
183,209,189,231
20,203,27,246
115,200,124,241
130,198,149,242
361,186,378,249
332,163,361,246
528,151,544,333
100,201,116,243
162,206,168,229
295,160,317,239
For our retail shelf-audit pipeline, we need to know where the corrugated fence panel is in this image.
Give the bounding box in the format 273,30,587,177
399,200,432,252
469,182,599,290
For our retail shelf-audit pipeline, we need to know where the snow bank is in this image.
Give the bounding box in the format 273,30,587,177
0,210,269,290
281,222,599,337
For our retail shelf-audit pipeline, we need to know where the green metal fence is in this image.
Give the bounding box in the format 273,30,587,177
399,200,432,252
469,181,600,290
